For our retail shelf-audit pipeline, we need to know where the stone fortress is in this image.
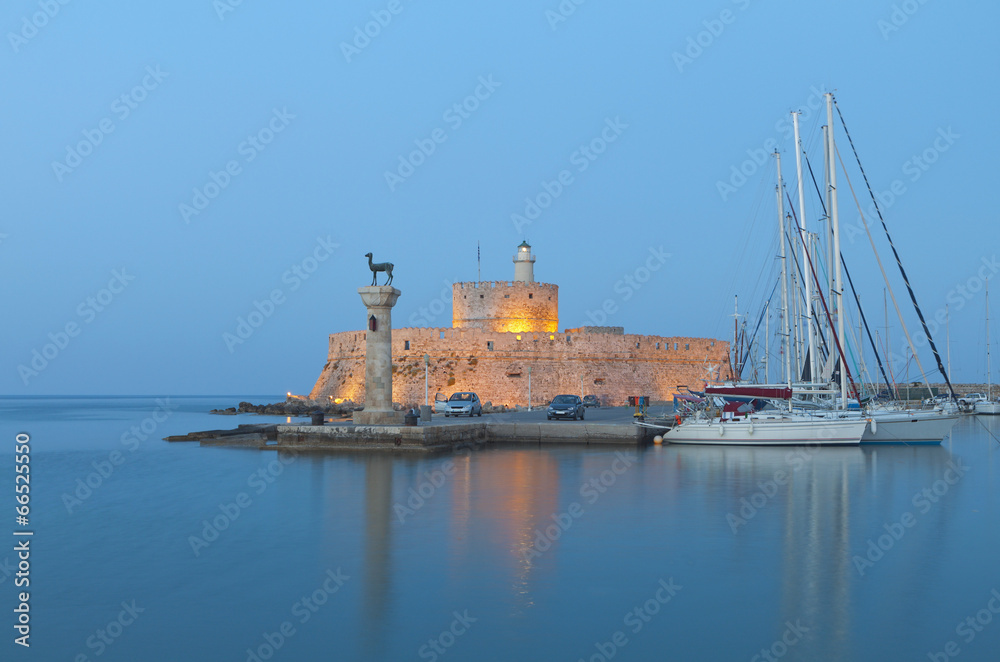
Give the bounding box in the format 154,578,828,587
310,242,731,408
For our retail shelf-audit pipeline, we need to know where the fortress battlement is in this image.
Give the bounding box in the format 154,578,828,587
454,281,558,292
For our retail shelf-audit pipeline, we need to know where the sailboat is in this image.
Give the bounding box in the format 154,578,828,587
660,384,869,445
976,279,1000,415
661,94,960,445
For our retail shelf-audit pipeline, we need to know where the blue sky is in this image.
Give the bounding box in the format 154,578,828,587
2,0,997,395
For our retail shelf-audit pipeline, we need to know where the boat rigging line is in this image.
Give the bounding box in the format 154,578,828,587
835,145,936,400
737,281,778,379
801,150,894,399
833,98,956,399
841,253,894,398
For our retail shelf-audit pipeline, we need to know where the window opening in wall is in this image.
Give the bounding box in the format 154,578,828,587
656,342,660,349
674,343,678,350
516,335,521,341
487,341,494,351
504,294,509,298
636,342,640,348
685,343,690,350
440,331,445,339
404,341,410,350
711,340,715,347
528,293,533,299
480,294,484,299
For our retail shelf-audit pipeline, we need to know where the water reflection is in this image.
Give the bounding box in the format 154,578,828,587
13,397,1000,661
782,447,863,660
335,431,989,660
668,442,969,658
451,449,561,613
363,456,393,660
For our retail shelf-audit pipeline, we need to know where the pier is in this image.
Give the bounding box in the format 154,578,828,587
170,407,659,451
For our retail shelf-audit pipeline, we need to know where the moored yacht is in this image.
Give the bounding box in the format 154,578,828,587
661,410,867,446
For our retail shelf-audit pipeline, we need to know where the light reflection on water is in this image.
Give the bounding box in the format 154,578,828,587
1,398,998,661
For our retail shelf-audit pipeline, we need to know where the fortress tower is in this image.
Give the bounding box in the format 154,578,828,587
452,241,558,333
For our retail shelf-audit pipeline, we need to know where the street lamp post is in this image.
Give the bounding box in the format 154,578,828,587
424,353,430,406
527,366,532,411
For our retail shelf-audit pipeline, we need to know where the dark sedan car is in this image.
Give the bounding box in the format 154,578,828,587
582,395,600,408
547,394,584,420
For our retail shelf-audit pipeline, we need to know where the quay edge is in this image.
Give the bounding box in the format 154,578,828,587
270,420,656,452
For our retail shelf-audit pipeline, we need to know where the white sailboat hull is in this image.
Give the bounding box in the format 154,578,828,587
975,401,1000,415
861,411,959,444
662,417,867,446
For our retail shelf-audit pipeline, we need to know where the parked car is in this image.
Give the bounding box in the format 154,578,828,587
959,393,987,405
582,395,600,408
444,392,482,417
547,394,585,420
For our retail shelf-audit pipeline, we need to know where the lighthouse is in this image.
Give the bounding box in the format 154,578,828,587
513,240,535,283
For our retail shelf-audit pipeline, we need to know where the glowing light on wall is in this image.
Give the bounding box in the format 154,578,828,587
504,319,535,334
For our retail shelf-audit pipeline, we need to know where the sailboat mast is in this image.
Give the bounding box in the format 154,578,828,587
732,295,738,379
826,93,848,408
885,287,894,397
792,111,818,388
775,151,792,396
822,124,834,325
988,280,992,400
858,294,865,386
946,304,951,386
764,299,770,383
791,234,802,380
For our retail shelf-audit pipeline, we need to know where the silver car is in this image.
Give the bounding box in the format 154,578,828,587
444,392,482,417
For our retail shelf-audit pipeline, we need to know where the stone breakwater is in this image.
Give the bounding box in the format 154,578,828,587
166,420,653,451
210,400,360,417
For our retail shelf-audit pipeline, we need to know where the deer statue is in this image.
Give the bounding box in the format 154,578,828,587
365,252,394,286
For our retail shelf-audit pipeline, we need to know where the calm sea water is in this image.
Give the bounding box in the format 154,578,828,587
1,396,999,661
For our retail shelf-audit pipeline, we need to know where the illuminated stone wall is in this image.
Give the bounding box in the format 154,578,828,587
309,326,730,407
452,281,558,333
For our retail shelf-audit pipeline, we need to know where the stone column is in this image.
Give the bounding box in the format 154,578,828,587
353,286,405,426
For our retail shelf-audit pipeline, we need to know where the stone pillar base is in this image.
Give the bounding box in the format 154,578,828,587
352,410,406,426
